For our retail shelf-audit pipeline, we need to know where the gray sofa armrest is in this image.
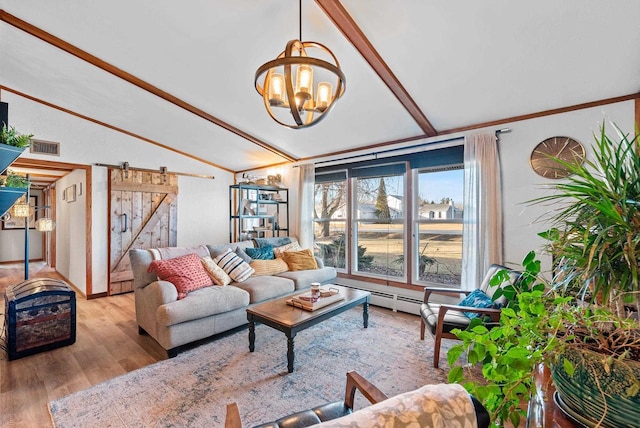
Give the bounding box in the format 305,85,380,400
138,280,178,306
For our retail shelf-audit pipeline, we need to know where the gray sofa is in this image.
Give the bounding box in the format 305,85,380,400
129,237,337,357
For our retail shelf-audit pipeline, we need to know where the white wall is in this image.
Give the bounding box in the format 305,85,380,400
55,169,86,292
0,188,44,261
499,101,634,274
2,92,234,295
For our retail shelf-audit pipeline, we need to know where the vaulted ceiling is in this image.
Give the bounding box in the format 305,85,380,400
1,1,639,173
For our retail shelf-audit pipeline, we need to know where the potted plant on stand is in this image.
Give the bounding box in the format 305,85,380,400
1,125,33,217
447,123,640,427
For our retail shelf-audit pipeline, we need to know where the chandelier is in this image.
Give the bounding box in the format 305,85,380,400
254,0,345,129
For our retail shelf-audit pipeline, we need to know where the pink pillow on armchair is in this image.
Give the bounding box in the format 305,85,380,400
148,253,212,299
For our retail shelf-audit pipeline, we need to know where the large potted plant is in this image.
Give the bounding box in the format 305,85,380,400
447,123,640,427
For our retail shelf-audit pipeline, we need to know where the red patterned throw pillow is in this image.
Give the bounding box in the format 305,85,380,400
148,253,212,299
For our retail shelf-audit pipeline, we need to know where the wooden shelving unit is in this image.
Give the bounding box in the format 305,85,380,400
229,184,289,242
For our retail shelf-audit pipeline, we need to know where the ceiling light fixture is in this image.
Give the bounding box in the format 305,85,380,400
255,0,345,129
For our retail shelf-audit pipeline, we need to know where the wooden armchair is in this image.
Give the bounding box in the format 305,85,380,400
420,264,521,368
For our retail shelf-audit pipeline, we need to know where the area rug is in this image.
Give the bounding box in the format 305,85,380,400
49,306,461,427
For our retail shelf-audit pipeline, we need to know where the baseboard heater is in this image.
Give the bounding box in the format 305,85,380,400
334,283,422,315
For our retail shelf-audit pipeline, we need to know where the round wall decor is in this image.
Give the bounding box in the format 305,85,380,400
530,136,585,179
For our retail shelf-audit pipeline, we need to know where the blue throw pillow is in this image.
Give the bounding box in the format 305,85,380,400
457,289,493,319
245,245,275,260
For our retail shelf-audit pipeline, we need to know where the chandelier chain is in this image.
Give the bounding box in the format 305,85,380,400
299,0,302,42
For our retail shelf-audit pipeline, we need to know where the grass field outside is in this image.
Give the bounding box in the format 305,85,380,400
314,222,462,286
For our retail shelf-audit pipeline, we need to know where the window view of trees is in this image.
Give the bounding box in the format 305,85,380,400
313,159,463,288
355,173,404,279
314,179,347,269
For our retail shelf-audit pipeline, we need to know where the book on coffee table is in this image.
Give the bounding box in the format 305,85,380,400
286,291,345,311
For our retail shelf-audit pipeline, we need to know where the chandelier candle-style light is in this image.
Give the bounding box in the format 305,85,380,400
255,0,345,129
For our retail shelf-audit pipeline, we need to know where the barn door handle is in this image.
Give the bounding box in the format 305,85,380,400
122,214,128,233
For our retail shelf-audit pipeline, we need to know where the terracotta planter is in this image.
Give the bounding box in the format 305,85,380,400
551,348,640,427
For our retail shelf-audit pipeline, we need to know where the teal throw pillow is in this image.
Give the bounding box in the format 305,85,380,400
457,289,493,319
245,245,275,260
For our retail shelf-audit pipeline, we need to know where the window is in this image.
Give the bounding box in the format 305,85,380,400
314,144,464,289
414,167,463,286
314,172,347,270
354,172,405,280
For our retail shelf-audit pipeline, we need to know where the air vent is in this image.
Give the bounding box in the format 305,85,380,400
30,139,60,156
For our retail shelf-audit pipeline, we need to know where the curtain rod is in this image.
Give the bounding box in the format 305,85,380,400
94,162,215,180
309,128,510,167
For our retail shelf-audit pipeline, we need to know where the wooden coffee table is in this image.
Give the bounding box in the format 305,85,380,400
246,284,370,373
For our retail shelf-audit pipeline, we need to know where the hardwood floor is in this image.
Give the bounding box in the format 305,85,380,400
0,262,166,427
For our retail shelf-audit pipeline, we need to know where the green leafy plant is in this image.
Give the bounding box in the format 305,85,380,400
447,123,640,427
534,122,640,317
2,169,30,188
0,124,33,148
447,252,574,426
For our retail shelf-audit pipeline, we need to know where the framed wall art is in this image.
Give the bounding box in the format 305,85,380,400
65,184,77,203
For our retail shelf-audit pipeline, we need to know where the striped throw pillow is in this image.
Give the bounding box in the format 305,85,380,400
213,248,254,283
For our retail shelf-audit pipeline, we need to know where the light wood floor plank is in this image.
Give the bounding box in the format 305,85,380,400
1,262,164,427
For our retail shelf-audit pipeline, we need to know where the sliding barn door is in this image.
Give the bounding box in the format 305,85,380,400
109,169,178,295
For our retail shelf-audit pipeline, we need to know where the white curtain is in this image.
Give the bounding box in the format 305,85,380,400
461,132,503,290
297,163,315,249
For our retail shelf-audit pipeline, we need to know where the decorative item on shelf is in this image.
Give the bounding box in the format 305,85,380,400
254,0,345,129
267,174,282,187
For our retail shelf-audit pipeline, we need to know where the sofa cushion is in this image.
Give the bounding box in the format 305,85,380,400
156,285,250,327
201,256,232,286
273,241,303,258
235,247,253,264
214,248,255,282
250,258,289,276
282,249,318,271
233,275,295,303
245,245,275,260
148,253,212,299
275,267,337,291
206,240,254,258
